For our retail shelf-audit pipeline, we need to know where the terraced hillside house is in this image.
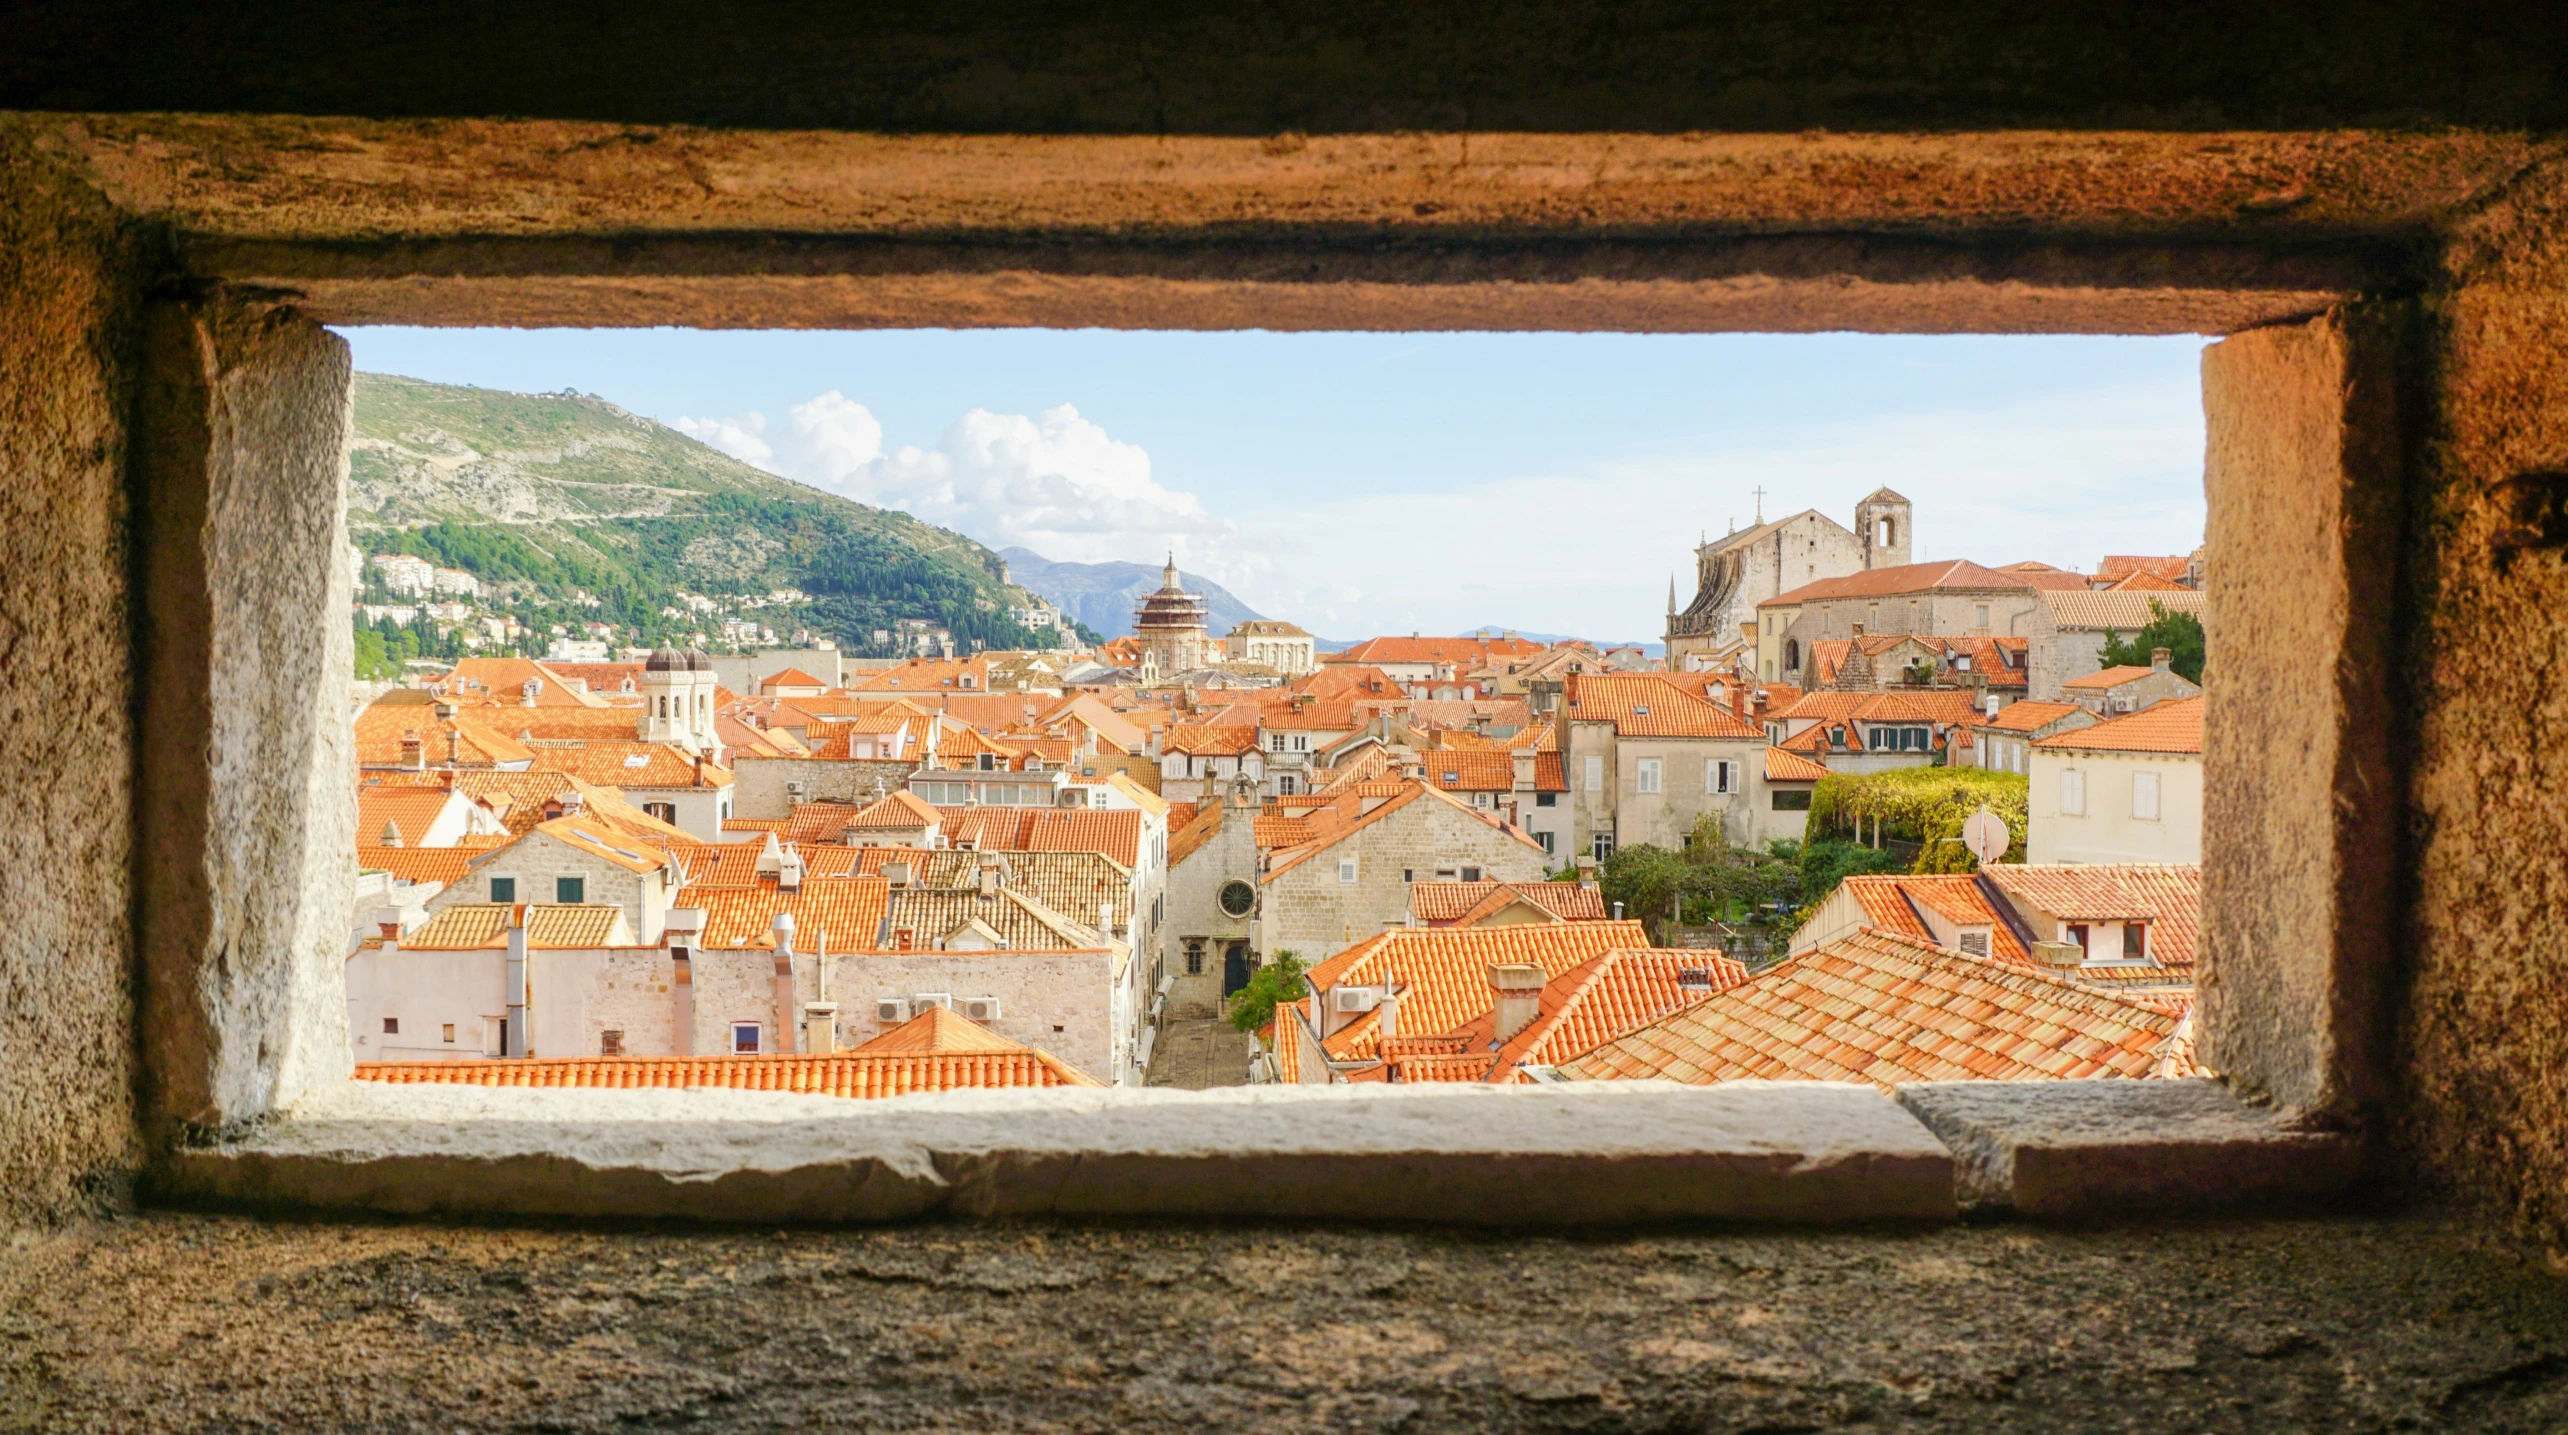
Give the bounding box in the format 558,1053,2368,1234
2029,697,2206,865
1560,672,1770,860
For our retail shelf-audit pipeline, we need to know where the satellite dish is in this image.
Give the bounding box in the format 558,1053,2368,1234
1961,806,2010,866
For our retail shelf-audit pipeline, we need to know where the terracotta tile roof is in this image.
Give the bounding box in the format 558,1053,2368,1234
1296,920,1652,1064
848,790,942,829
880,888,1106,951
1981,863,2202,966
1261,781,1541,881
1531,753,1566,792
1168,801,1226,867
357,788,471,848
2096,555,2194,583
1166,723,1261,757
356,846,476,886
1328,635,1547,666
535,816,675,873
2033,696,2203,755
665,841,764,886
354,1044,1101,1098
529,741,732,789
676,878,892,952
1765,747,1829,782
401,903,630,950
2104,569,2189,592
850,1004,1024,1054
1425,751,1516,792
429,657,611,708
761,666,830,689
538,661,647,695
1978,700,2086,734
1760,559,2040,607
2037,588,2208,632
933,807,1145,870
1380,948,1751,1082
1397,699,1536,731
1103,771,1168,818
1560,927,2197,1089
779,802,870,845
1410,880,1607,925
495,707,667,743
1836,874,2032,965
2062,664,2161,691
352,702,541,768
1563,673,1763,740
831,848,1136,930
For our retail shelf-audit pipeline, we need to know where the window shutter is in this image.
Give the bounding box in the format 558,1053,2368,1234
2132,770,2161,821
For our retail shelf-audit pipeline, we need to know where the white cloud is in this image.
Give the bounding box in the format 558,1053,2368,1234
673,396,1230,569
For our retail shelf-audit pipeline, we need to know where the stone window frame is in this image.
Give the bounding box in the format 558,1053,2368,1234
93,120,2421,1227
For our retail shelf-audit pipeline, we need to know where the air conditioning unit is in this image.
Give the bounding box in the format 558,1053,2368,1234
962,996,1002,1023
1333,986,1382,1014
785,780,806,794
875,997,910,1025
914,992,954,1010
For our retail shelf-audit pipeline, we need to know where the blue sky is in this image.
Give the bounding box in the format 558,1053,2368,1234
339,327,2212,641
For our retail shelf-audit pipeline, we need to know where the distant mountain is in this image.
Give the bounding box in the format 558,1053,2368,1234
346,374,1050,654
1472,628,1666,656
999,548,1269,641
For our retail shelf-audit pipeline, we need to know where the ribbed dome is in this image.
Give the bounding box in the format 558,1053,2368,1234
644,646,687,672
685,648,715,672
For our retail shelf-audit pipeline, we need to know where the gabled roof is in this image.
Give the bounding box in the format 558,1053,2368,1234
1982,863,2202,965
2033,695,2203,755
1165,723,1261,757
354,1044,1101,1098
1560,927,2196,1088
848,790,942,829
399,903,630,950
1424,751,1516,793
356,846,476,886
1328,635,1547,666
1409,880,1607,925
1298,920,1652,1064
357,787,471,848
761,666,830,689
528,741,732,789
1977,700,2087,734
2096,555,2194,583
1835,873,2033,965
676,877,892,952
850,1004,1023,1054
1562,673,1763,740
1379,947,1751,1083
430,657,612,708
1759,559,2040,607
2036,588,2209,631
1260,780,1542,882
935,807,1145,870
2062,664,2161,691
535,816,674,873
882,887,1107,951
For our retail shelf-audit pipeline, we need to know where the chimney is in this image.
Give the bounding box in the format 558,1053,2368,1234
399,731,424,771
771,913,799,1055
503,908,529,1058
1612,901,1626,920
445,727,462,766
664,907,704,1056
1985,692,2001,719
2031,939,2085,968
1490,964,1545,1042
1574,853,1599,889
803,1002,839,1056
371,905,406,950
777,848,805,892
883,859,912,889
977,854,1002,897
2150,646,2173,674
1377,987,1399,1041
379,818,404,848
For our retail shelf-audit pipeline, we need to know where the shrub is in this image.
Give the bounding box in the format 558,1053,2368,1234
1226,950,1309,1036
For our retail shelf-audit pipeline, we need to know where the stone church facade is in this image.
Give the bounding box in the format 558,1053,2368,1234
1665,489,1912,671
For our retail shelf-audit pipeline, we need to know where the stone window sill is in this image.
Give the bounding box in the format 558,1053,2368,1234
154,1078,2358,1227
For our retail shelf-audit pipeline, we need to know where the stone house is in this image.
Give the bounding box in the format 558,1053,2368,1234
344,903,633,1063
1666,491,1910,673
1226,619,1317,677
2061,648,2202,716
1164,776,1264,1014
2024,589,2211,701
1560,673,1771,860
1756,560,2061,688
1761,746,1828,842
1257,780,1550,964
427,816,682,944
2028,697,2205,865
1971,700,2094,776
1159,722,1264,802
526,740,736,841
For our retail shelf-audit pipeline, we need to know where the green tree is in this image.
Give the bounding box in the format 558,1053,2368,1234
1790,839,1906,927
1600,843,1691,926
2097,599,2206,683
1227,950,1309,1036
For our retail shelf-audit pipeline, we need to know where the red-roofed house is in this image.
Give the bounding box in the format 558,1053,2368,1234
2029,697,2204,865
1257,779,1550,965
1371,947,1750,1083
2061,648,2202,717
1559,671,1771,862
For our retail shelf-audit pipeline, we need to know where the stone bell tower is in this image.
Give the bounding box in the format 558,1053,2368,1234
1857,488,1913,569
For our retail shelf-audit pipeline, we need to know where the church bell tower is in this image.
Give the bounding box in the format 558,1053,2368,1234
1857,488,1913,569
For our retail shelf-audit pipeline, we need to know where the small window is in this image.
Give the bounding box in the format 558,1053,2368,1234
1184,940,1205,975
600,1030,624,1056
1401,868,1414,884
1975,604,1991,629
1461,866,1482,883
732,1022,762,1054
381,1017,398,1035
1591,833,1615,862
1957,930,1990,957
1338,857,1358,884
488,876,516,902
1535,831,1555,854
2132,770,2161,821
556,876,586,903
1636,758,1661,794
644,801,676,823
1771,789,1812,811
2067,923,2091,955
2061,768,2086,817
2123,923,2148,959
1535,792,1556,808
441,1023,455,1043
1216,879,1256,918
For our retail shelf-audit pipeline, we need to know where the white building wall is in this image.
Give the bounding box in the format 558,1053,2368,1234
2027,749,2204,865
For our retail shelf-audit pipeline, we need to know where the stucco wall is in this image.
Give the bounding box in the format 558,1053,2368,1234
0,136,144,1222
2026,751,2205,865
825,953,1114,1083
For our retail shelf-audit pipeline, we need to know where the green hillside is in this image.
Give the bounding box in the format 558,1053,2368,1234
347,373,1050,658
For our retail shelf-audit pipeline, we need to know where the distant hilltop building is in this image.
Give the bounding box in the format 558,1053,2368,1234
1666,488,1911,671
1132,552,1212,681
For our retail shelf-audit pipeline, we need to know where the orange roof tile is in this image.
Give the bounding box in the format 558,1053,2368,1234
1982,863,2201,966
2096,555,2194,583
676,877,893,952
1759,559,2041,607
1296,921,1651,1063
934,807,1144,871
400,903,629,950
528,741,732,789
1381,948,1750,1082
1425,751,1516,792
761,666,831,689
2037,588,2209,632
1836,874,2032,966
1409,880,1609,925
849,1004,1024,1054
1978,700,2086,734
354,1045,1100,1098
1765,747,1829,783
357,788,473,848
1165,723,1261,757
2032,696,2203,755
2062,664,2161,691
1561,927,2196,1089
1562,673,1763,740
356,846,476,886
535,816,675,873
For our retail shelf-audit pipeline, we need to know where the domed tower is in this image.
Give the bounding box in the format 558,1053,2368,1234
640,646,719,751
1857,488,1913,570
1132,551,1210,678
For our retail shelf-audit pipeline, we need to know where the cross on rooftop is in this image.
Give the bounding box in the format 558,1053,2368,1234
1752,485,1768,523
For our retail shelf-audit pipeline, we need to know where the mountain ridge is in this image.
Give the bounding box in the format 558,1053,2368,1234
998,547,1268,641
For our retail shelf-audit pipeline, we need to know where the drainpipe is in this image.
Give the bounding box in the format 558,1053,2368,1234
772,912,799,1055
503,906,529,1058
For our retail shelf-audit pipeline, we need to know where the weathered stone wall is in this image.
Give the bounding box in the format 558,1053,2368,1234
733,756,916,820
0,133,146,1223
2398,159,2568,1250
825,953,1115,1082
424,832,666,943
1261,801,1549,963
1166,802,1258,1015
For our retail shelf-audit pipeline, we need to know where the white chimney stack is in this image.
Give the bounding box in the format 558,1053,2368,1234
1490,963,1546,1042
803,1002,839,1056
